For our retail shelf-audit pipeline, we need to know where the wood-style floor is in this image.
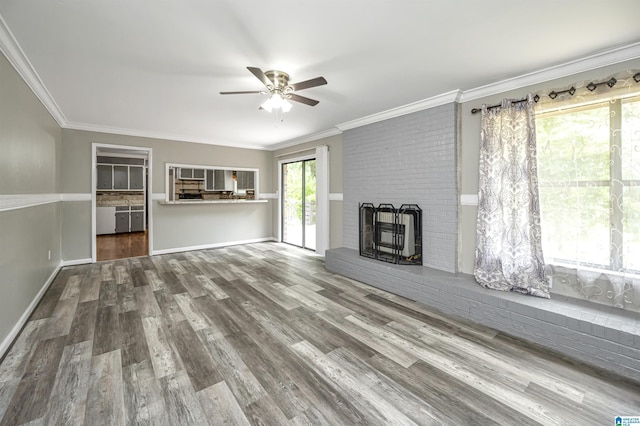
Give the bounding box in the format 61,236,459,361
97,230,148,261
1,243,639,425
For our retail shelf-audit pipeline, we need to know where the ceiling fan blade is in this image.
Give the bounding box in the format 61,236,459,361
289,76,327,91
288,93,319,106
220,91,264,95
247,66,272,88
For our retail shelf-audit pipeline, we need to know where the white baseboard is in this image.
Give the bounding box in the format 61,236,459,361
151,237,277,255
61,258,93,266
0,262,62,359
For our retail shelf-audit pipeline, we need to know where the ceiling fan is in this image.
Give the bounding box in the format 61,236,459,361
220,67,327,112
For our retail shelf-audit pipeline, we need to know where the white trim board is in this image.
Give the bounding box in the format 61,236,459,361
0,262,61,359
152,237,277,255
61,258,93,266
62,193,91,201
337,90,462,131
460,194,479,206
329,193,343,201
0,194,61,212
0,193,93,212
460,42,640,102
0,15,66,126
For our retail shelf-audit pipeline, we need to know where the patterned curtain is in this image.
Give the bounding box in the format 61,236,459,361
535,70,640,311
475,94,549,298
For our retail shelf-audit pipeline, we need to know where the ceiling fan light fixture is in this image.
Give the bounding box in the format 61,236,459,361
261,92,292,113
281,99,293,113
261,96,274,112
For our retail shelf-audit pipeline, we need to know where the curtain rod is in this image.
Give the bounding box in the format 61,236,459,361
470,95,539,114
470,72,640,114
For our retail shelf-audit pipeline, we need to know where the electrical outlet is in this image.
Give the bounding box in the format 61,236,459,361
48,249,51,260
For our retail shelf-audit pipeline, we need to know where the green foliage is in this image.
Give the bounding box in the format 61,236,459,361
536,97,640,270
283,160,316,224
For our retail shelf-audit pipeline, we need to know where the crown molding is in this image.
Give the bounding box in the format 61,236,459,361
336,90,462,131
63,121,272,151
460,42,640,103
0,15,67,126
267,128,342,151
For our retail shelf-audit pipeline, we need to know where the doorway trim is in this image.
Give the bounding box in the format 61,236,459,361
91,143,153,262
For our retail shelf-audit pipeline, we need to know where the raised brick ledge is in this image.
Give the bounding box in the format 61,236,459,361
325,247,640,383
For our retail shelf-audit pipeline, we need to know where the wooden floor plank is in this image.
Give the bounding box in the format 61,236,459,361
196,327,266,408
120,310,151,367
92,305,120,356
141,316,181,379
167,320,222,392
158,370,207,426
122,360,169,425
1,242,638,425
290,340,419,425
44,341,92,426
85,350,125,425
196,381,251,426
327,347,440,425
1,336,66,426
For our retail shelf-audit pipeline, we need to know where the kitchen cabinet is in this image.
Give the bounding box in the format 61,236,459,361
115,207,130,233
97,164,146,191
96,206,116,234
130,166,144,190
214,170,227,190
113,166,129,189
205,169,215,191
237,170,255,190
130,210,144,232
179,168,205,180
97,165,113,190
205,169,230,191
99,206,145,234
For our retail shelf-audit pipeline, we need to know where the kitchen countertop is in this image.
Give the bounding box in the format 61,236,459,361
159,199,268,205
97,200,145,207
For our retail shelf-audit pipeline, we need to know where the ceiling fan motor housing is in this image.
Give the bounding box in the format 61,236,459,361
264,70,292,96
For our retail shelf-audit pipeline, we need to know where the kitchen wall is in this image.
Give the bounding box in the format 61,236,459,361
0,51,62,351
61,129,273,259
271,134,344,249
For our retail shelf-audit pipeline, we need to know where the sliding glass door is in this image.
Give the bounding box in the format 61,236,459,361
282,159,316,250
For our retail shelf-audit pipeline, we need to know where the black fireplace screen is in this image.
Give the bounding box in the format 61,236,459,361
359,203,422,265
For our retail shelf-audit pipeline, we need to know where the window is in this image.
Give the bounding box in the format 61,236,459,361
536,95,640,273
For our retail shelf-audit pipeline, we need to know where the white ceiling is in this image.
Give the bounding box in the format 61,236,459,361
1,1,640,150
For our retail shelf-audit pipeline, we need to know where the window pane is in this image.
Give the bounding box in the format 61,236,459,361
536,104,610,182
622,97,640,181
624,185,640,271
539,186,610,266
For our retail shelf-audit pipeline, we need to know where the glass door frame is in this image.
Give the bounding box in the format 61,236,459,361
278,153,316,250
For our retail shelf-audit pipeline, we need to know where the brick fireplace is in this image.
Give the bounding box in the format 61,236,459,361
341,103,459,273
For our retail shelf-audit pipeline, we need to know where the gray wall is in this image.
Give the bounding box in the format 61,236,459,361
343,104,459,272
0,51,62,346
272,134,344,249
61,129,273,257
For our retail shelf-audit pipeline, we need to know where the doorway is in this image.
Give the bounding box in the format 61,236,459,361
92,144,152,262
281,158,316,250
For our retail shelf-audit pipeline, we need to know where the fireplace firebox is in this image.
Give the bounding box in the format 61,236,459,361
359,203,422,265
